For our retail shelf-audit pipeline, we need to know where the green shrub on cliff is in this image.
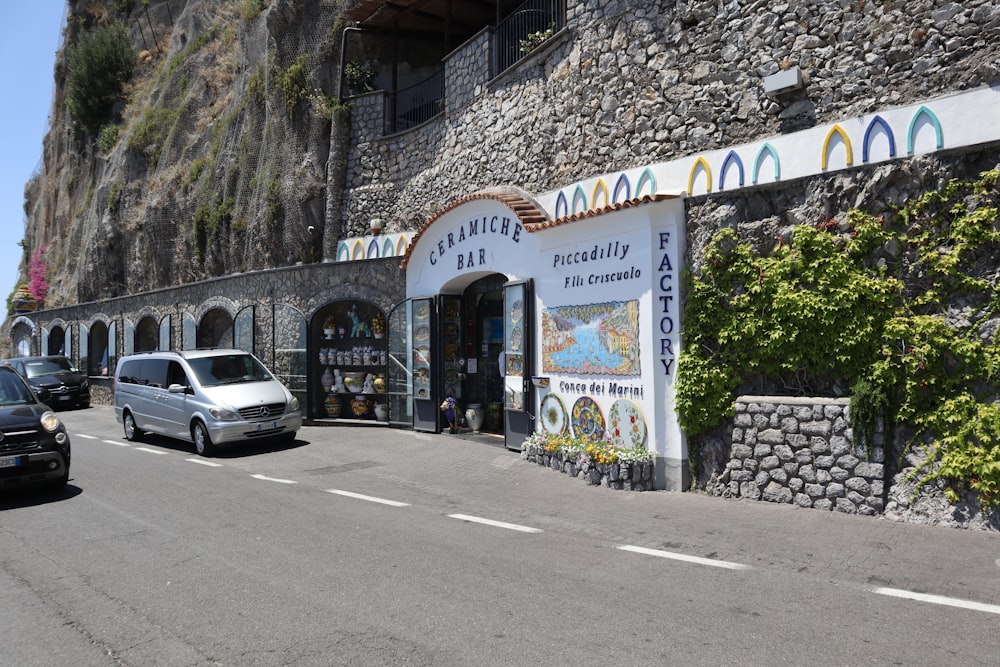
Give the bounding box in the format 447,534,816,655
65,23,137,135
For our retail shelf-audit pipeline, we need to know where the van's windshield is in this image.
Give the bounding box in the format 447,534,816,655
187,354,272,387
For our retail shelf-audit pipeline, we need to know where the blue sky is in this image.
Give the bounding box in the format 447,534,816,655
0,2,65,301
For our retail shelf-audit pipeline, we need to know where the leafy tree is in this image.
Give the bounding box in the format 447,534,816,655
65,23,137,135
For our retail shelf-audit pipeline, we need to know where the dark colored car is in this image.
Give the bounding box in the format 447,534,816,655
0,365,71,489
1,356,91,409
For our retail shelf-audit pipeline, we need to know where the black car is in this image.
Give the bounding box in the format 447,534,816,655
0,366,71,489
2,355,91,409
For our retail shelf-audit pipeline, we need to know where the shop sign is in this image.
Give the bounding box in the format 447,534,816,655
427,215,523,271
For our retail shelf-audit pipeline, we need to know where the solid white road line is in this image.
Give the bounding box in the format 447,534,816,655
186,458,224,467
75,433,98,439
250,474,297,484
873,587,1000,616
135,447,167,455
102,439,132,447
447,514,542,533
618,545,751,570
325,489,410,507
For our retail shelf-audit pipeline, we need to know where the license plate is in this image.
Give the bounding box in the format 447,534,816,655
0,455,22,468
256,421,278,432
58,395,71,401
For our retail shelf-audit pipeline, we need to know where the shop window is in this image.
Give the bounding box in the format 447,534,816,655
47,326,67,356
159,315,171,351
182,312,196,350
313,300,388,422
235,306,254,353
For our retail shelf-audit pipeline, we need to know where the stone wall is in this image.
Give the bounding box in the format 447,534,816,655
342,0,1000,234
720,397,887,515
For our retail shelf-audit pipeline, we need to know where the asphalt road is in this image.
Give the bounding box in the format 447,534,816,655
2,406,999,666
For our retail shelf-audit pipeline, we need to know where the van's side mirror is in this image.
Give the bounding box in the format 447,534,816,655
168,384,192,394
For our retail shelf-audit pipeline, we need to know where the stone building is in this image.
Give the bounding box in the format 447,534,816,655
11,1,1000,508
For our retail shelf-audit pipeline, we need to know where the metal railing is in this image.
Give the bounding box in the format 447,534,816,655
386,69,445,134
493,0,566,76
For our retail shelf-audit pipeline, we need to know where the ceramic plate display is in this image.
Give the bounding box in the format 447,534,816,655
608,398,647,448
444,300,460,319
509,299,523,324
540,393,568,435
506,354,523,376
414,301,430,320
510,325,522,352
415,324,430,342
571,396,605,442
444,343,459,361
413,346,431,365
444,322,460,341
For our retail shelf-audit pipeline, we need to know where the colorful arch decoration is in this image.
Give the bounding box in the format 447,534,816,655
752,143,780,184
719,150,745,190
821,124,854,170
592,179,609,209
337,241,351,262
396,235,408,256
554,191,569,219
613,174,631,203
687,157,712,194
862,115,896,163
383,237,395,256
571,185,587,215
352,240,364,260
907,106,944,154
367,239,380,258
635,167,656,198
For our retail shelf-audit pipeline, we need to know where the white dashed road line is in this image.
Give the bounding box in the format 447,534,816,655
135,447,167,455
250,474,298,484
186,458,224,467
102,439,132,447
75,433,98,440
447,514,542,534
618,545,751,570
872,587,1000,616
325,489,410,507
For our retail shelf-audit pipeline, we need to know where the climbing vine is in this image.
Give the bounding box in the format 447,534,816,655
677,169,1000,506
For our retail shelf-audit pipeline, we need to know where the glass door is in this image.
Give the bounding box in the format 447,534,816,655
411,297,437,432
503,280,533,448
387,301,412,426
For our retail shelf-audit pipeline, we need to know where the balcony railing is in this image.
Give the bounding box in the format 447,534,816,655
493,0,566,76
386,69,445,134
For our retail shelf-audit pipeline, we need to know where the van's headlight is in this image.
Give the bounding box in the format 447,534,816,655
209,407,239,421
289,396,299,411
40,411,62,432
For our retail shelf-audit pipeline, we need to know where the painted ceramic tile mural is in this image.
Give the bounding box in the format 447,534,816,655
542,301,640,375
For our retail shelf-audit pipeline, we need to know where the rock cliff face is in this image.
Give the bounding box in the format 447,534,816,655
21,0,343,308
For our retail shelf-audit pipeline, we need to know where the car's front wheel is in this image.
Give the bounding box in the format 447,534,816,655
123,411,143,442
192,420,215,457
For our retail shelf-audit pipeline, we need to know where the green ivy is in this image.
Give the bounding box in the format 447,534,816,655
276,56,310,120
678,169,1000,506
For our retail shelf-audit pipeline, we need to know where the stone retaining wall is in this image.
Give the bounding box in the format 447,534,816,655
721,396,886,515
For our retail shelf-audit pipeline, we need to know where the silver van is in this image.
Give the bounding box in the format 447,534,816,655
113,349,302,456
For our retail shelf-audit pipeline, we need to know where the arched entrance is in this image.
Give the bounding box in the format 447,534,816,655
198,309,234,348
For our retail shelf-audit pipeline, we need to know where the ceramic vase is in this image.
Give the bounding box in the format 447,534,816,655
324,394,342,418
466,403,484,433
374,403,388,421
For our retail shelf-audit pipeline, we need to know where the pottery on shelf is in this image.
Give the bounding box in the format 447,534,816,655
373,374,387,393
320,367,334,392
324,394,342,418
351,395,371,417
344,372,365,393
374,403,388,421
